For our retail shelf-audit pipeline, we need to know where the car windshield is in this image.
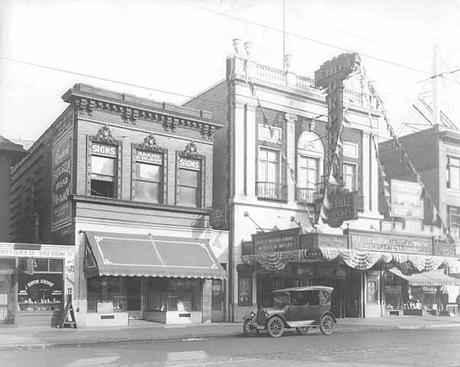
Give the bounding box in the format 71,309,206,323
272,291,290,309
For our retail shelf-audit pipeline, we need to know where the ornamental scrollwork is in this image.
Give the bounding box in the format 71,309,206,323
93,125,114,145
140,133,162,152
181,141,200,158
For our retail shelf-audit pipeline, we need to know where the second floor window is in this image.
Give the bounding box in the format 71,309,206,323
448,156,460,189
343,162,357,191
177,157,201,207
298,156,319,189
91,143,117,198
449,206,460,238
134,151,163,203
258,147,280,184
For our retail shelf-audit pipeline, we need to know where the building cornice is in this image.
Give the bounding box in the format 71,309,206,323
62,84,223,141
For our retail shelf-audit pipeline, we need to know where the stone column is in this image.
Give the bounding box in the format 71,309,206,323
285,113,297,203
233,102,247,199
362,132,370,212
246,105,257,198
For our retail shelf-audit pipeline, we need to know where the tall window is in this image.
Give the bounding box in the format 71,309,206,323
449,206,460,238
343,163,357,191
90,143,117,198
258,147,283,199
448,156,460,189
258,148,280,183
296,131,324,203
134,151,163,203
177,157,201,207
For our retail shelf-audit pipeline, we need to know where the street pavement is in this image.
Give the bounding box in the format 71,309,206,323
1,328,460,366
0,315,460,352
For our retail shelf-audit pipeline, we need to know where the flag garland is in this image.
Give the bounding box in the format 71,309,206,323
358,65,454,243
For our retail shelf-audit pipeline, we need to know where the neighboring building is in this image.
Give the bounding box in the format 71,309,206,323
380,125,460,312
5,84,227,327
0,136,26,241
185,49,459,321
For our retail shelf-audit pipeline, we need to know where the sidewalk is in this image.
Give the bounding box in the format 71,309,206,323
0,316,460,352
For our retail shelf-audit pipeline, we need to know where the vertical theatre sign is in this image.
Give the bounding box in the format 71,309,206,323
315,53,360,183
51,110,73,237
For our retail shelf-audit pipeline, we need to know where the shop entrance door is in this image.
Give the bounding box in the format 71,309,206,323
211,279,225,322
0,259,15,324
126,277,142,319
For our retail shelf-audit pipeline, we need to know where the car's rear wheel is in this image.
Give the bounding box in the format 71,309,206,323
243,319,258,337
319,315,335,335
296,327,309,335
267,316,284,338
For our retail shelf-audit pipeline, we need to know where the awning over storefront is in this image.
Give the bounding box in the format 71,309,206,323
84,231,226,279
389,268,460,287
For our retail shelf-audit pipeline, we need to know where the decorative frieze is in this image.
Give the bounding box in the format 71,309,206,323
70,95,217,140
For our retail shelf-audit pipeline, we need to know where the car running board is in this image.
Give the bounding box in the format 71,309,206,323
286,320,316,328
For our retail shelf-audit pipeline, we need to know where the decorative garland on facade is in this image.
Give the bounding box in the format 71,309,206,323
242,247,455,273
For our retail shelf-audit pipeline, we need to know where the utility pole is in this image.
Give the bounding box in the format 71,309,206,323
282,0,286,71
432,44,441,126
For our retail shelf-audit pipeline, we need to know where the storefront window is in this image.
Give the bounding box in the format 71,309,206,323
17,258,64,312
87,277,127,313
147,278,202,312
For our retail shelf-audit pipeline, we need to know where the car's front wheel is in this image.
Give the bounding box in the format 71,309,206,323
243,319,258,336
319,315,335,335
267,316,284,338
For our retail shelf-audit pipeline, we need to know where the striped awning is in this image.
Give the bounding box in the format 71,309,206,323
85,231,226,279
389,268,460,287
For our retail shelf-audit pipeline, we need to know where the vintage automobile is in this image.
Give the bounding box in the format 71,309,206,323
243,286,336,337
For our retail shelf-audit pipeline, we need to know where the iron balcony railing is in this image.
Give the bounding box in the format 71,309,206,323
256,182,288,201
296,187,316,204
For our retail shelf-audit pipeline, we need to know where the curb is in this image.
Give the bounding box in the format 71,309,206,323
1,322,460,352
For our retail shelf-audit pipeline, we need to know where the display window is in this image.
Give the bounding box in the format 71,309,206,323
17,258,64,312
87,276,127,313
146,278,202,312
238,274,252,307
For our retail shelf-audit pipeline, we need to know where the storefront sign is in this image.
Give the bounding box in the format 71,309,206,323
384,285,402,294
0,244,74,259
433,239,455,257
315,53,360,88
51,135,73,231
136,150,163,164
391,179,424,218
178,157,200,170
253,228,299,255
349,231,432,254
301,233,348,249
91,143,117,157
327,191,358,228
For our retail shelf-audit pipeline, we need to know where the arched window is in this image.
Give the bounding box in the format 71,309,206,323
296,131,324,204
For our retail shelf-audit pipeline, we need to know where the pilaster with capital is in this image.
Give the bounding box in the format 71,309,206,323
285,113,297,203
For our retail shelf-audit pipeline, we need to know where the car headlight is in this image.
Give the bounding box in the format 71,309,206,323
250,311,255,318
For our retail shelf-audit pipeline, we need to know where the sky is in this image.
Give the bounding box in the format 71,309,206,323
1,0,459,142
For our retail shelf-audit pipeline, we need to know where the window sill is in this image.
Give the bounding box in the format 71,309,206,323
256,196,288,204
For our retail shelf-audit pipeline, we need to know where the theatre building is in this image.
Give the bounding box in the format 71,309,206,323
185,46,459,320
7,84,227,327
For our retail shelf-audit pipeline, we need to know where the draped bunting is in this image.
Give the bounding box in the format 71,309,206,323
357,64,454,243
242,246,456,273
